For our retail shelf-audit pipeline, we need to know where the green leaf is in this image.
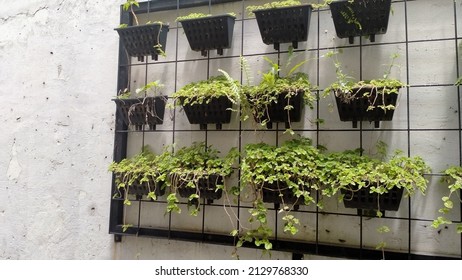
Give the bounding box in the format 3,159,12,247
456,225,462,234
377,226,390,233
376,241,387,250
444,200,453,209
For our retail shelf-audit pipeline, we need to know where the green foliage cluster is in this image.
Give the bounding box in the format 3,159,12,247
246,0,304,16
242,48,315,132
109,137,435,249
237,138,320,250
109,147,166,205
235,137,430,250
123,0,140,25
432,166,462,234
324,50,406,112
176,13,212,22
109,147,170,231
165,142,239,215
321,149,431,208
172,75,240,107
176,12,236,22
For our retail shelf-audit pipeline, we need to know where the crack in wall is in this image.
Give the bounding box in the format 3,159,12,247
0,6,48,23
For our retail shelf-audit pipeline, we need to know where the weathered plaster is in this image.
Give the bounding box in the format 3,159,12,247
0,0,122,259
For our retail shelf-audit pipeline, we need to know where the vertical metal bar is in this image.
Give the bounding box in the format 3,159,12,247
109,4,131,239
403,0,412,259
236,0,245,247
168,0,181,239
315,0,321,257
452,0,462,259
358,28,364,260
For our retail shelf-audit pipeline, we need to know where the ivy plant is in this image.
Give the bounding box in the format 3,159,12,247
319,145,431,216
236,137,322,251
432,166,462,234
164,142,239,216
108,146,169,232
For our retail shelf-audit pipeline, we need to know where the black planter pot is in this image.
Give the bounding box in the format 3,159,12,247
261,182,309,211
176,174,224,204
253,4,312,50
329,0,391,44
251,91,303,129
341,186,404,212
115,23,169,62
113,96,167,131
179,15,235,57
180,96,233,130
116,176,166,200
334,87,399,128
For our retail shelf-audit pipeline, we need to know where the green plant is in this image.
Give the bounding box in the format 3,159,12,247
236,137,321,251
456,77,462,86
118,80,164,99
242,47,315,134
324,50,405,113
118,1,167,58
432,166,462,234
165,142,239,216
172,75,240,108
320,144,431,216
246,0,305,16
176,12,236,22
122,0,140,26
108,147,168,232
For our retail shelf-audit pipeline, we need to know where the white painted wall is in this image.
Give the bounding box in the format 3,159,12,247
1,0,461,260
0,0,121,259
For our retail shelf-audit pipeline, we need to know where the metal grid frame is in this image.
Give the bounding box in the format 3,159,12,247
109,0,462,260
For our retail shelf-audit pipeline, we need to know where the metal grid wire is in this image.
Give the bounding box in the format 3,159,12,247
110,0,462,259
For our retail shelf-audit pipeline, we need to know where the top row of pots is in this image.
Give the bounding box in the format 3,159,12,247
116,0,392,61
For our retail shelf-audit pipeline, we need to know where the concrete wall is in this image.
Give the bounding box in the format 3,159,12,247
1,0,461,260
0,1,119,259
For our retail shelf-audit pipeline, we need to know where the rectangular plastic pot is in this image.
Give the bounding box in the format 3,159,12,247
180,96,233,130
179,14,235,57
341,185,403,211
261,181,310,211
251,91,303,129
329,0,391,44
253,4,312,50
115,23,169,61
334,87,399,128
113,96,167,131
174,174,224,204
